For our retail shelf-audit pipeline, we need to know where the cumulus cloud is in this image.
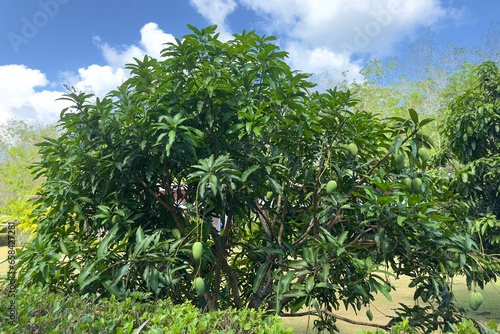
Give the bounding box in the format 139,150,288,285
64,22,177,98
1,1,465,125
285,42,363,82
0,65,68,125
72,65,128,98
189,0,237,41
240,0,448,54
96,22,177,69
236,0,455,75
1,23,177,124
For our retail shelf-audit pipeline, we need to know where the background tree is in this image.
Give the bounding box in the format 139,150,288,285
0,120,57,243
442,60,500,255
15,26,499,332
349,24,499,149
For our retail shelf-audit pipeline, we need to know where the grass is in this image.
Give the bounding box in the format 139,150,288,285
1,245,498,333
282,275,500,333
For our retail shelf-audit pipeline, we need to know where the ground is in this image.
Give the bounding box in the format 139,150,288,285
1,246,499,333
282,274,500,333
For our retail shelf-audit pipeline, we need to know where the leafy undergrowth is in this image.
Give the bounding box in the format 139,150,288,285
0,286,293,333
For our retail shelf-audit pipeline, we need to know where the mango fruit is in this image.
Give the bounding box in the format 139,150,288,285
418,147,429,162
412,178,423,192
347,143,358,156
192,242,203,262
404,177,413,191
366,309,374,321
326,180,338,194
194,277,205,297
469,291,483,311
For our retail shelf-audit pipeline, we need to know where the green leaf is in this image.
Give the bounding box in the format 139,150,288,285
78,197,94,204
136,226,145,244
338,231,348,245
150,266,160,294
241,165,259,182
418,117,434,128
252,262,270,293
77,261,99,290
59,239,69,256
408,108,419,125
112,264,130,285
97,225,118,259
165,130,176,156
283,289,308,298
397,216,406,226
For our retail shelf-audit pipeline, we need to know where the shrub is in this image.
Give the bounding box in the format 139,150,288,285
0,285,293,333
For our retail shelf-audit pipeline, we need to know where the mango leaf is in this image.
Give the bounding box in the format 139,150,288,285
97,225,119,259
252,262,270,293
77,261,99,290
409,108,419,125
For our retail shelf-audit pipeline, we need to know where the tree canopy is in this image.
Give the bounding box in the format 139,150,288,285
14,25,499,332
442,60,500,252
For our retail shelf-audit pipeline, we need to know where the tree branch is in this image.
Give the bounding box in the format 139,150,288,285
136,178,185,235
280,309,390,331
210,228,242,308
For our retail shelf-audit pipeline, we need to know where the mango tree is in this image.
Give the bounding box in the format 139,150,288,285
14,26,498,332
442,60,500,284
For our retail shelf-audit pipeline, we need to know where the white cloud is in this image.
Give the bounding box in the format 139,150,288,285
96,22,177,69
285,42,363,83
73,65,128,98
0,65,67,125
189,0,237,41
139,22,177,59
1,23,177,124
237,0,455,77
64,22,177,98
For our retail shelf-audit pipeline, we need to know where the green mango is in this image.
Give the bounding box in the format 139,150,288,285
194,277,205,297
418,147,429,162
326,180,338,194
192,242,203,262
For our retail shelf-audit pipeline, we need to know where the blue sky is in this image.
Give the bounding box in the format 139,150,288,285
0,0,499,124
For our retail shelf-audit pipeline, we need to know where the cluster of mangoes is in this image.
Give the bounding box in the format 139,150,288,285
395,147,429,193
192,242,205,297
404,177,423,193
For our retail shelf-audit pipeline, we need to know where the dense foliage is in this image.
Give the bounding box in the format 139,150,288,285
442,61,500,254
0,286,292,333
12,26,499,332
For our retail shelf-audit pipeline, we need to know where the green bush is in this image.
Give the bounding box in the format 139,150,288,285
0,286,293,333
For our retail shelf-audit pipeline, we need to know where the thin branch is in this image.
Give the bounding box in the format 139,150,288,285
292,209,343,248
322,308,390,330
280,309,390,331
346,227,375,247
136,319,151,333
254,201,277,244
292,217,316,247
210,228,242,308
137,178,185,235
326,209,343,230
